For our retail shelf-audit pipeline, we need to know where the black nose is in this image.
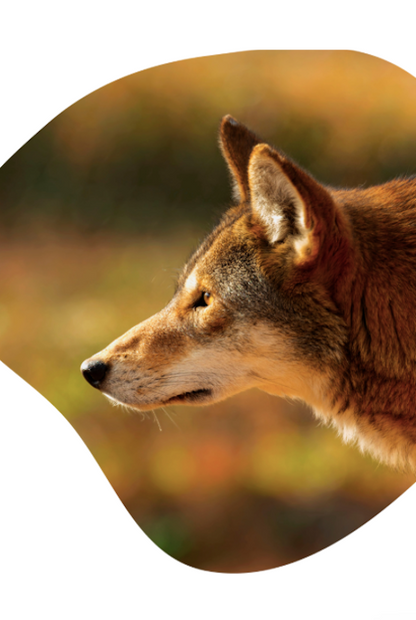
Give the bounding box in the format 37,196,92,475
81,359,108,388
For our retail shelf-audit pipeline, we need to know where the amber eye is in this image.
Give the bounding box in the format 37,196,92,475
193,291,213,308
203,291,213,306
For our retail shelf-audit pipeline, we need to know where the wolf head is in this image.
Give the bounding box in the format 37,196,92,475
81,116,351,414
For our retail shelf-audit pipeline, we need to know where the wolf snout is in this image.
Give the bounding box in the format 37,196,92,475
81,358,108,388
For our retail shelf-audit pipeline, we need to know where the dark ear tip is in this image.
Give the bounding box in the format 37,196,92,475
222,114,239,126
221,115,240,132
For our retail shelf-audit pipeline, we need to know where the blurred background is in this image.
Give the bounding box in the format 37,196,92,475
1,50,416,572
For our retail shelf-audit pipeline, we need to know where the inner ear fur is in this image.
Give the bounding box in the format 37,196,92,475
219,115,262,203
248,143,337,264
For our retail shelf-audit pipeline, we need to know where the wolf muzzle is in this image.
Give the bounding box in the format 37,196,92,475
81,359,108,388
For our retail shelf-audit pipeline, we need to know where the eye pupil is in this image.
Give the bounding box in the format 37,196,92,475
193,291,213,309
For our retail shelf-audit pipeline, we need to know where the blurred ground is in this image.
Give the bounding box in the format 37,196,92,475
0,51,415,572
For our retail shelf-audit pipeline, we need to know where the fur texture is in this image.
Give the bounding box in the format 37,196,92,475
81,115,416,471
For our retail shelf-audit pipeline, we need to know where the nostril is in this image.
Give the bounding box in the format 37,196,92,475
81,359,108,388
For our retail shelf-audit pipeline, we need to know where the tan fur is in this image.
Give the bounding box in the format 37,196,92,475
81,115,416,472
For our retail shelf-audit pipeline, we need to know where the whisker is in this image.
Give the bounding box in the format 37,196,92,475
151,409,163,432
104,395,137,415
161,406,182,430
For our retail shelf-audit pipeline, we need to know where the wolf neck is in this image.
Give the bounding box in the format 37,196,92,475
313,181,416,469
337,181,416,378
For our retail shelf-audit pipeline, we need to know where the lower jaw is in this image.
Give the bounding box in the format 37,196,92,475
104,388,213,410
163,388,213,405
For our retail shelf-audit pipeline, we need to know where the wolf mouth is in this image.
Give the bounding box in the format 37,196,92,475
164,388,212,404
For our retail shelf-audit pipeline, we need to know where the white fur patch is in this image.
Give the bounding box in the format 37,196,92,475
183,269,199,294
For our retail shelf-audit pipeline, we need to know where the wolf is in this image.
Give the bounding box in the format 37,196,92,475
81,115,416,471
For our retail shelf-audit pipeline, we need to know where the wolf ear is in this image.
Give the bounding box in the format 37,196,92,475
219,115,262,202
248,144,337,264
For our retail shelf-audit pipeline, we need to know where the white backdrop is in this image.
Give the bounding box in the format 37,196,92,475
1,2,415,619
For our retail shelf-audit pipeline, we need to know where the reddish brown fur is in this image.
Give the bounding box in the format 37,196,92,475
82,116,416,471
327,180,416,465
